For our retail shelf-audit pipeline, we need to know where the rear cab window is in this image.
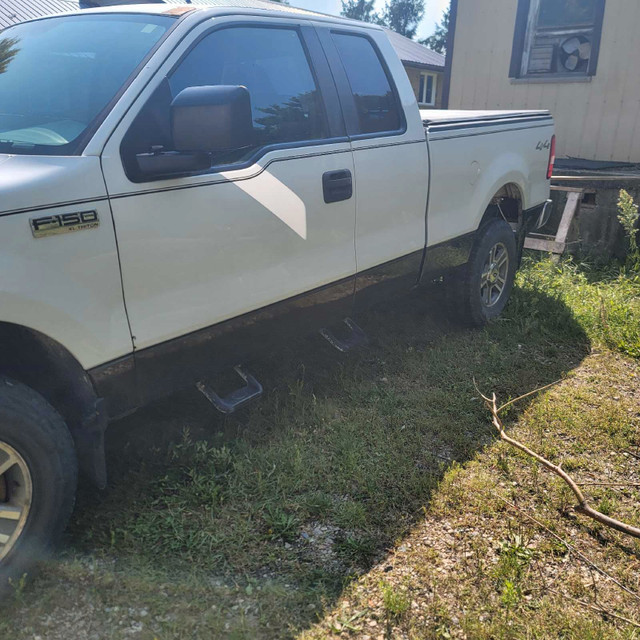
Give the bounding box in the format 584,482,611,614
331,32,403,136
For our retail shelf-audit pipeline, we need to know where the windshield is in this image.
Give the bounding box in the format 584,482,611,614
0,14,175,155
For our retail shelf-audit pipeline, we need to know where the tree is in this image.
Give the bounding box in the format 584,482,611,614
341,0,379,23
420,2,450,53
0,37,19,75
378,0,425,39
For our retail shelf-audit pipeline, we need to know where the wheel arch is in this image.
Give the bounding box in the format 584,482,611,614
479,182,525,229
0,322,107,487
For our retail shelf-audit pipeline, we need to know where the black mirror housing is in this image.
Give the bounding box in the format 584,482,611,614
171,85,254,152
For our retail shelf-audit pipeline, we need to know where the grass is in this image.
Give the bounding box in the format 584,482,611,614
0,254,639,639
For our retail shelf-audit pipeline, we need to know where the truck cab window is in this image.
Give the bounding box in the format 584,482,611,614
124,26,329,173
331,33,401,135
0,14,173,156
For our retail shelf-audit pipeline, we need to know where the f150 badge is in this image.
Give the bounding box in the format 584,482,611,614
30,210,99,238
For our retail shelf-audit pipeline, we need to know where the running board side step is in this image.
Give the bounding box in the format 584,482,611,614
319,318,367,353
197,366,263,414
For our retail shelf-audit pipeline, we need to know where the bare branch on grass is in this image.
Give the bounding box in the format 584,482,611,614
476,383,640,540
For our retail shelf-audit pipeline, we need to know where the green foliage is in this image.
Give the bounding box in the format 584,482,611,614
263,506,299,541
493,533,533,611
340,0,379,22
0,37,20,75
420,2,451,53
378,0,425,38
335,534,378,565
500,580,521,610
514,256,640,357
342,0,426,38
597,491,618,517
617,189,640,270
380,581,410,618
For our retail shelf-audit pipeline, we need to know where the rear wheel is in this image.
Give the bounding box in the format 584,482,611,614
446,219,517,326
0,378,77,593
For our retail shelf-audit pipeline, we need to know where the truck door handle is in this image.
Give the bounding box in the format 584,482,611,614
323,169,353,204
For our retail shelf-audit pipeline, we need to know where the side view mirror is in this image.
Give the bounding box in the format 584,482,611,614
135,85,254,178
172,85,254,152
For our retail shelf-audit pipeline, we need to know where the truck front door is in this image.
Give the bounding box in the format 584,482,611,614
100,18,356,398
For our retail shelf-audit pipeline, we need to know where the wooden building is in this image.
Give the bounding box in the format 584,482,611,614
444,0,640,164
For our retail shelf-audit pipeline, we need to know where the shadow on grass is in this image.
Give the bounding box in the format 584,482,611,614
64,282,590,637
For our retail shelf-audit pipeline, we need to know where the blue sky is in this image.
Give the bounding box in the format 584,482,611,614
292,0,450,41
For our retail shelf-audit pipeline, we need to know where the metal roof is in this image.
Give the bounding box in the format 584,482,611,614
383,27,445,71
0,0,82,28
0,0,326,29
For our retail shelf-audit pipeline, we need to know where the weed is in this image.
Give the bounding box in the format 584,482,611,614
8,573,28,602
333,500,368,529
263,506,299,541
494,532,533,595
380,580,410,618
301,491,333,518
618,189,640,270
597,491,619,517
500,580,521,610
335,534,378,567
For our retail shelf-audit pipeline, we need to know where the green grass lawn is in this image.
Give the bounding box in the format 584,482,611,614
1,255,639,639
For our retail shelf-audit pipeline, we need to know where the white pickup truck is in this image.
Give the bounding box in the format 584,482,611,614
0,1,554,587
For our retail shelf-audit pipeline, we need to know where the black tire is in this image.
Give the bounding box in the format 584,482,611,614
446,219,517,326
0,377,77,594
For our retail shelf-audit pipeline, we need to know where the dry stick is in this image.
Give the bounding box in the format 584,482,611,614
546,589,640,629
624,449,640,462
480,388,640,540
491,493,640,604
579,482,640,488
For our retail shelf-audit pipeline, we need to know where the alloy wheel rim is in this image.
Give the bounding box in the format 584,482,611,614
0,442,32,563
480,242,509,308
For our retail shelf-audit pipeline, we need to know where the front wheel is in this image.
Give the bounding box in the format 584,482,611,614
446,219,517,326
0,378,77,593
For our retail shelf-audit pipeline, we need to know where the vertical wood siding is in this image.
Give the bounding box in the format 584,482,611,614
448,0,640,163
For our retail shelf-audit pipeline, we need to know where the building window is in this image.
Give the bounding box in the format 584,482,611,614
418,72,437,106
510,0,606,79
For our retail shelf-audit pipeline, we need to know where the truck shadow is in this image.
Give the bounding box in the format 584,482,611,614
67,282,590,636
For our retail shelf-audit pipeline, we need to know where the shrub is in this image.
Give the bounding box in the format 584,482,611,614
617,189,640,270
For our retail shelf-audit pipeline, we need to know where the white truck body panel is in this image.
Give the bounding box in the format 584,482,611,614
424,111,554,247
346,27,430,272
0,156,132,368
0,4,554,374
105,144,357,350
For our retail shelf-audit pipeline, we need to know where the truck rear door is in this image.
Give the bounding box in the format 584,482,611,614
316,26,430,305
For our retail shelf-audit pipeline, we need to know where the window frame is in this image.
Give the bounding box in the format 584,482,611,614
509,0,606,81
316,27,407,140
120,20,347,182
418,71,437,107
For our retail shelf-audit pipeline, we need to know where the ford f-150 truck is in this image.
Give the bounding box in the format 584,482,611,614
0,0,555,588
